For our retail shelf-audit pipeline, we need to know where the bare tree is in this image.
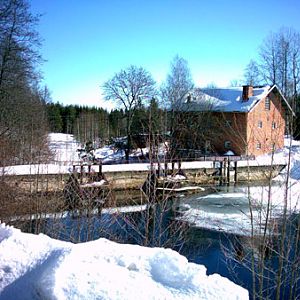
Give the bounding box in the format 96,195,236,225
229,79,243,87
0,0,41,91
0,0,45,165
103,65,156,161
259,31,280,87
258,27,300,99
160,56,194,158
289,30,300,101
161,55,194,110
244,59,262,86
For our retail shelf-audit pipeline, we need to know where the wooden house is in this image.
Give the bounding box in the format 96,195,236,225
175,85,295,157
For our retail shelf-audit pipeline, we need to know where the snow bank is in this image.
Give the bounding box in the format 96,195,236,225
0,223,248,300
48,133,81,164
94,145,125,163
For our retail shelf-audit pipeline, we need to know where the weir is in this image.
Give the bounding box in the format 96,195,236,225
2,159,286,193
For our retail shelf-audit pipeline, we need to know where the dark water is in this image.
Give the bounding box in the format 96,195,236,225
12,188,300,300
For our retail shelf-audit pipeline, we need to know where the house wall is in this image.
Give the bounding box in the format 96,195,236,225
209,91,285,156
210,112,248,156
246,91,285,156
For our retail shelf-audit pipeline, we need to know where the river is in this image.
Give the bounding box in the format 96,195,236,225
12,183,300,299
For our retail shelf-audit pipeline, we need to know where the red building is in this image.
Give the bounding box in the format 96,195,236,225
180,85,294,157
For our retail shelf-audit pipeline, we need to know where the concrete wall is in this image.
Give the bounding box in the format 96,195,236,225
4,164,285,192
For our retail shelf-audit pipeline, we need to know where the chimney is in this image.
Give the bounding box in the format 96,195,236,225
242,85,253,101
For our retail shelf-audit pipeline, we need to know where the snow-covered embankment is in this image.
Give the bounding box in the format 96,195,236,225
0,223,248,300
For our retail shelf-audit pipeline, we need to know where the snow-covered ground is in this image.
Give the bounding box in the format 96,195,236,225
0,133,167,175
175,137,300,235
94,145,125,163
48,133,81,164
0,223,248,300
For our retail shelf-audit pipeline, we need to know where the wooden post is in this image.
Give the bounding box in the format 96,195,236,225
219,161,223,184
226,158,230,184
164,161,168,177
99,161,102,177
234,161,238,183
80,165,83,184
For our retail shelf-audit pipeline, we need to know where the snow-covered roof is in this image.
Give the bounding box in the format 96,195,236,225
180,85,293,114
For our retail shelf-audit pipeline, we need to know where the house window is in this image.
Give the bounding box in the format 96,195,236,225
265,97,270,110
258,121,263,128
272,122,277,129
256,142,261,150
224,141,231,149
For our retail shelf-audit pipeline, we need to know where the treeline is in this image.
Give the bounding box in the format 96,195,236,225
46,98,167,146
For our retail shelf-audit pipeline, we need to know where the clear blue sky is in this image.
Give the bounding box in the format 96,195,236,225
30,0,300,109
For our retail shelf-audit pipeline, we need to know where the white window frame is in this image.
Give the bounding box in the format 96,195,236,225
258,121,263,128
265,97,270,110
256,142,262,150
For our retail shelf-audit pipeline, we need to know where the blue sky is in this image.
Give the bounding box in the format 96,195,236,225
30,0,300,109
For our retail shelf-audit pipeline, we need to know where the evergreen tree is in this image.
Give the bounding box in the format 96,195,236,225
47,103,63,133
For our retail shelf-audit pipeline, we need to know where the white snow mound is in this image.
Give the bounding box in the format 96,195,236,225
0,223,248,300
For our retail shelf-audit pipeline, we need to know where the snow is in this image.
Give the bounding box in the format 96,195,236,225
1,161,216,176
167,174,187,181
224,150,235,156
94,145,126,163
157,186,205,192
80,180,107,188
0,223,248,300
48,133,81,164
182,86,270,113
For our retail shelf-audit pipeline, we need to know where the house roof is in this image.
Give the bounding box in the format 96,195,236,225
181,85,295,115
